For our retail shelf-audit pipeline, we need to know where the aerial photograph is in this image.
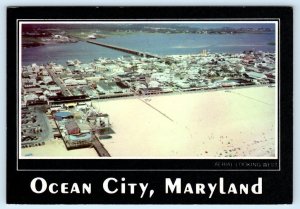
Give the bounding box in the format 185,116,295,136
19,21,277,158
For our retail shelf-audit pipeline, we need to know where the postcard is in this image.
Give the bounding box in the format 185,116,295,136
6,6,293,204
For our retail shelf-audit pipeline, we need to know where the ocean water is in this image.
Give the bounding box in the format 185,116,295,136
22,32,275,66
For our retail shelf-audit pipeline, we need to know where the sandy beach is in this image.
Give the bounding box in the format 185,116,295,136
93,86,276,158
21,86,276,158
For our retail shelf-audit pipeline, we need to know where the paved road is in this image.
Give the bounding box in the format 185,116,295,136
46,67,72,96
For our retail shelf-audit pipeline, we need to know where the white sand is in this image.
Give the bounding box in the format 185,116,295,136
93,86,276,158
21,86,276,158
21,139,98,158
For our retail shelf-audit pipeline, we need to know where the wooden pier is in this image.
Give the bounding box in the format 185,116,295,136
92,138,111,157
55,120,111,157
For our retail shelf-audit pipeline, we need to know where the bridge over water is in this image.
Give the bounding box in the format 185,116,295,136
70,35,161,59
86,39,161,59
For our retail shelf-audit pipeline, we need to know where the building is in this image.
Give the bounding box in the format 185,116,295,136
68,133,92,142
48,85,62,94
65,120,80,135
245,72,267,80
66,132,93,147
64,103,77,109
54,111,73,121
138,87,162,95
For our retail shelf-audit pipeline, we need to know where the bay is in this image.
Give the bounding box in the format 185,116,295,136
22,32,275,66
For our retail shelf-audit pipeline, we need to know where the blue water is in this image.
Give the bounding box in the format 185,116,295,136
22,32,275,66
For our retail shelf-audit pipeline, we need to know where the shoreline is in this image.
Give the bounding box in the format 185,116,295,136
90,83,274,102
21,86,276,158
94,86,276,158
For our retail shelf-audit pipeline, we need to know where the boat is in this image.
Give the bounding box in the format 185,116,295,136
66,60,75,66
66,59,81,66
87,34,97,39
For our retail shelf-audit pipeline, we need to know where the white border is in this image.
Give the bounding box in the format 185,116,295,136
17,20,279,171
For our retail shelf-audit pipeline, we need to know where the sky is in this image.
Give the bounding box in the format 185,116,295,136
22,22,276,32
185,23,275,29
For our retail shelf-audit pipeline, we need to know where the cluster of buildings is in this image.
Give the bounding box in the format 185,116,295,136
23,30,78,48
40,34,73,43
21,63,64,107
21,100,111,152
52,103,110,149
20,50,275,154
20,108,47,148
21,50,276,106
116,26,274,35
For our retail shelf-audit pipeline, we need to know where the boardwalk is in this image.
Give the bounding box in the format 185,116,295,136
92,138,111,157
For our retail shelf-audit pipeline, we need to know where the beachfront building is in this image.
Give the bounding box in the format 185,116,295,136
245,71,267,80
54,111,74,121
68,133,93,146
139,87,162,95
65,120,80,135
20,50,276,107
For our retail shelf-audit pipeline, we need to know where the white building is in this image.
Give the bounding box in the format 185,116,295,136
48,86,61,93
43,76,53,84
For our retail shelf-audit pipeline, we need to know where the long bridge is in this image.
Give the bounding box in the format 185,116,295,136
70,35,161,59
86,39,161,59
